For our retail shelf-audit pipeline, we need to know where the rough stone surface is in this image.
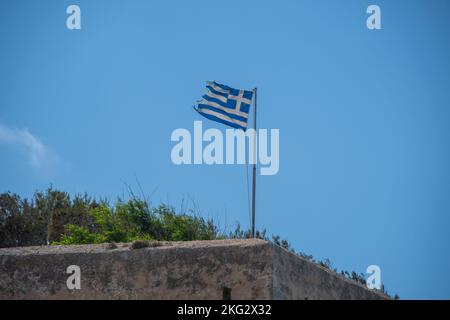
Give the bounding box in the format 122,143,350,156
0,239,388,300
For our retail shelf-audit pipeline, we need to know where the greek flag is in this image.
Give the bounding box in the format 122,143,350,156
194,81,253,131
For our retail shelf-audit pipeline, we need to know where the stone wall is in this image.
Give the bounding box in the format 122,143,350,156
0,239,387,300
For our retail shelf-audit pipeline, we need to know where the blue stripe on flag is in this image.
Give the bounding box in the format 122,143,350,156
201,94,230,109
197,104,248,122
195,108,247,130
212,81,231,92
206,85,228,98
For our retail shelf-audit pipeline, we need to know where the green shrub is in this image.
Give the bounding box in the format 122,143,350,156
54,224,106,245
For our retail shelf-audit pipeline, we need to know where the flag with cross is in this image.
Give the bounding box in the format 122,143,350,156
193,81,259,238
194,81,254,131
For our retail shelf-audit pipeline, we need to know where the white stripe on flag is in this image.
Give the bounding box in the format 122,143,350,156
206,81,230,95
197,107,248,128
204,89,228,104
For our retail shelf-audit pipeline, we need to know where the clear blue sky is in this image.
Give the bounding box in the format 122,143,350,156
1,0,450,299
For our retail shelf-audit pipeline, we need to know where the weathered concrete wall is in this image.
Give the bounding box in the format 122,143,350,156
0,239,387,300
271,243,386,300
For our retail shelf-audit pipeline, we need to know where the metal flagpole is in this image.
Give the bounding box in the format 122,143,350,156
251,87,257,238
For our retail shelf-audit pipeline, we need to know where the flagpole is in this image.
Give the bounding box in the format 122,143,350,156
251,87,257,238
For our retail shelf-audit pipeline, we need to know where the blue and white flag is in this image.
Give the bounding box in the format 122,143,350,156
194,81,253,131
